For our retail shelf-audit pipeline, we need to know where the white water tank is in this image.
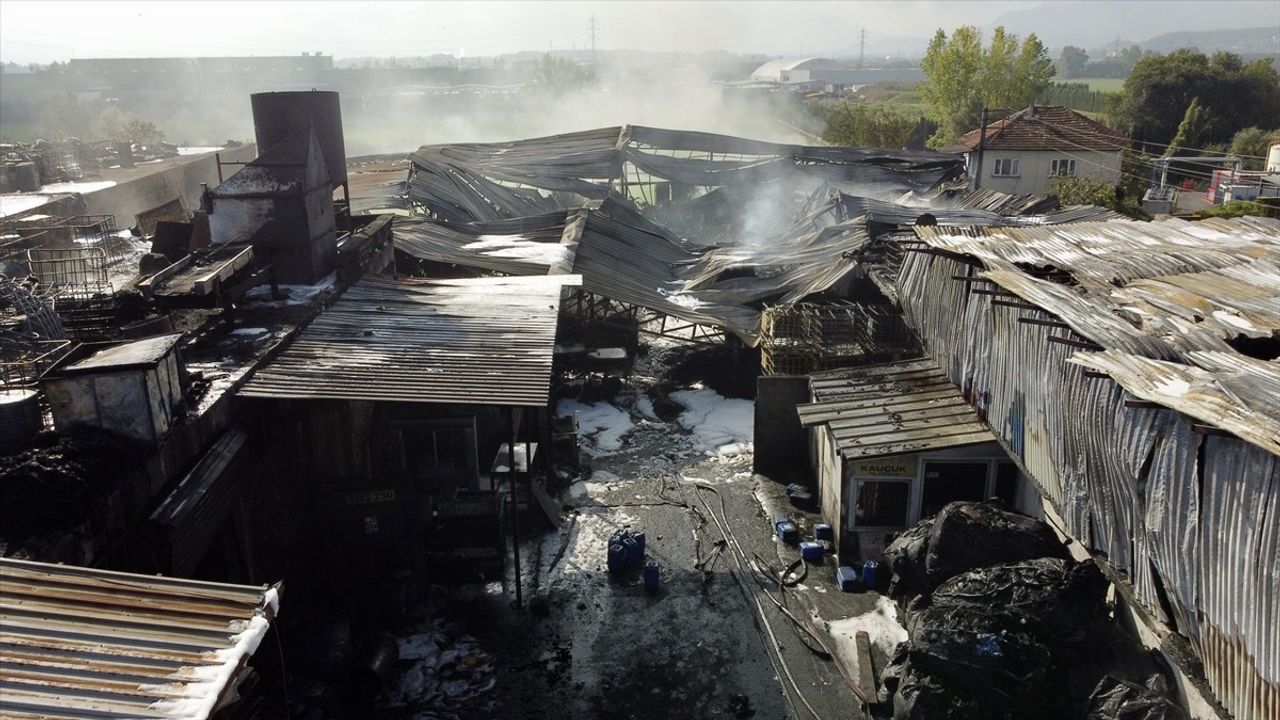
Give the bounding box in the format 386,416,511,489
1268,141,1280,172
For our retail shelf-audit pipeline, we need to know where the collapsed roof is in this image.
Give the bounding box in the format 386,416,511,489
389,125,1126,345
902,215,1280,454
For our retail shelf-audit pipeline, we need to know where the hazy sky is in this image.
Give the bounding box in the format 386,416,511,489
1,1,1277,63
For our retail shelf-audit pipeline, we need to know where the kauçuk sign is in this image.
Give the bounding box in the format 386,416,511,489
852,457,918,478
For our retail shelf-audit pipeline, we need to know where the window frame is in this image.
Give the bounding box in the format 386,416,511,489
1048,158,1077,177
850,477,913,530
991,157,1020,177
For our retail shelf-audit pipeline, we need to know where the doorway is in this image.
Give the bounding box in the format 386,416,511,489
920,461,990,518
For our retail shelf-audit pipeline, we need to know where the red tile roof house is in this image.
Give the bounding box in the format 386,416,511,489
956,105,1129,195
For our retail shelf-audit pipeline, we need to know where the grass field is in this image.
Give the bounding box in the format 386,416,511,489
1069,77,1126,93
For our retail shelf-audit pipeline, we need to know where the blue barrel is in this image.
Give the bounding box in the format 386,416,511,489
800,541,825,563
621,536,640,567
861,560,881,590
644,561,660,592
607,543,627,574
630,532,646,565
835,566,860,592
814,523,833,542
775,519,799,544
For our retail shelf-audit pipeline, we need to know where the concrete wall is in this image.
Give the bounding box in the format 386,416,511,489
969,149,1121,195
812,424,845,547
752,375,811,475
82,145,257,229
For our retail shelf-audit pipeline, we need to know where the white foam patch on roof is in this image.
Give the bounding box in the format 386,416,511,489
462,235,572,266
144,613,271,719
241,273,338,307
557,399,634,454
669,387,754,456
38,180,117,194
0,194,52,218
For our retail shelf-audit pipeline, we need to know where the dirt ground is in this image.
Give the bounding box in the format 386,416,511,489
417,343,893,720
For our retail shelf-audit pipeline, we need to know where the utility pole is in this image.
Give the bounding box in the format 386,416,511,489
589,15,598,67
974,107,990,190
859,28,866,68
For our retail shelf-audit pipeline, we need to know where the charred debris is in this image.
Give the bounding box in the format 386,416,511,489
2,88,1278,720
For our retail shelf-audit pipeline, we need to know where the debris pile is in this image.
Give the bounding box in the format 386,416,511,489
0,429,146,554
880,502,1116,719
882,500,1070,600
381,621,497,715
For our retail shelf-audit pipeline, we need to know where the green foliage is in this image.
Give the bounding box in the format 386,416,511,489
1051,175,1115,206
1056,46,1089,79
1079,45,1145,79
920,25,1055,147
1108,49,1280,148
1039,83,1113,113
1198,199,1278,219
528,54,594,94
1229,127,1279,171
820,103,921,149
1166,97,1212,156
92,106,166,144
1050,167,1149,220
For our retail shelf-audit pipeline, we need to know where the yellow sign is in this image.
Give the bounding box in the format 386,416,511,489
853,458,918,478
344,489,396,506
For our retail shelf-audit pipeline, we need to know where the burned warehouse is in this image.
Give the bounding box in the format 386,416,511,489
0,55,1277,720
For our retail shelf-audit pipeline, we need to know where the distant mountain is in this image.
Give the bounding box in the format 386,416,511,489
984,1,1280,50
1141,26,1280,55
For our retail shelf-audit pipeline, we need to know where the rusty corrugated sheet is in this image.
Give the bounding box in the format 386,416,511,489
238,275,578,407
0,557,278,719
895,216,1280,720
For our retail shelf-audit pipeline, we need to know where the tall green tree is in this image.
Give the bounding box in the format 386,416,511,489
1165,98,1212,156
919,25,1056,147
1229,127,1279,171
1109,49,1280,148
1056,46,1090,79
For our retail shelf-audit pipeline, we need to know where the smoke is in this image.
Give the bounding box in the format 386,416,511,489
0,55,827,158
336,60,824,157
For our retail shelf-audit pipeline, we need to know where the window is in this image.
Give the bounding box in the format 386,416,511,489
992,158,1019,177
1049,158,1077,177
853,480,911,527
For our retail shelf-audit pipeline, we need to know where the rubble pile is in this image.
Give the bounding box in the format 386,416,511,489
1,138,191,190
883,501,1071,601
0,429,146,549
381,620,498,716
880,502,1143,720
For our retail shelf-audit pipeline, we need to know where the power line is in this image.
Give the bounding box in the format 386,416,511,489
1037,118,1271,160
1046,140,1277,212
1042,124,1248,184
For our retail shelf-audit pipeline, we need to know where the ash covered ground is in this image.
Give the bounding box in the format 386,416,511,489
364,341,883,720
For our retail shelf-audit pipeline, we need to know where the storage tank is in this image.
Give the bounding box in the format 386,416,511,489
250,90,347,187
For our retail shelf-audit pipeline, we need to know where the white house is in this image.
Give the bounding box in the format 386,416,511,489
957,105,1127,195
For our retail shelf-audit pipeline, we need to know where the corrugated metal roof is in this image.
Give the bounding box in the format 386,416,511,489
797,357,996,459
0,557,278,719
238,275,579,407
894,228,1280,720
1070,349,1280,455
914,216,1280,362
